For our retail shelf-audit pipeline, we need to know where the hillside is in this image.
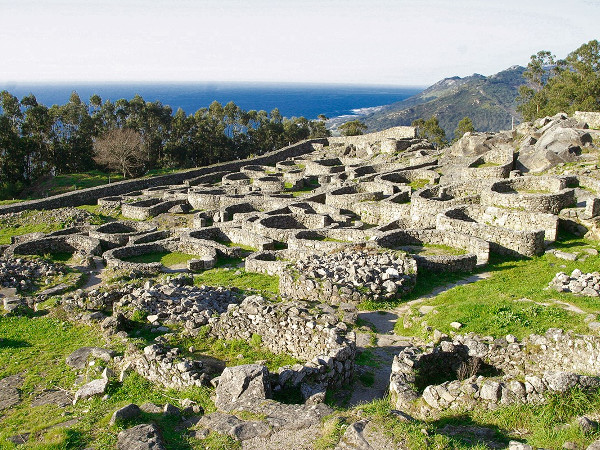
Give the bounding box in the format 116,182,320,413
345,65,526,139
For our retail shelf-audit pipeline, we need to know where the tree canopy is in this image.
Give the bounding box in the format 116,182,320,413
412,116,447,148
339,119,367,136
453,117,475,142
518,40,600,121
0,91,331,196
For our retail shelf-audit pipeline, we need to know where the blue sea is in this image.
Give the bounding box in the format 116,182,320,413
0,82,423,120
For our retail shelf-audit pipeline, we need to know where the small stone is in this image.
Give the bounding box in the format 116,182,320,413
576,416,598,433
140,402,163,414
163,403,180,416
450,322,463,330
509,441,534,450
74,378,109,403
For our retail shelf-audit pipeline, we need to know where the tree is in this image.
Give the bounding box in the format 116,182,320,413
518,40,600,120
412,116,447,148
339,119,367,136
453,117,475,141
93,128,147,178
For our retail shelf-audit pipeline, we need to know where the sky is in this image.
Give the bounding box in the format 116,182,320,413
0,0,599,86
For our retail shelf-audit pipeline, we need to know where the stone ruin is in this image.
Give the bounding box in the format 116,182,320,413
390,329,600,417
1,114,600,447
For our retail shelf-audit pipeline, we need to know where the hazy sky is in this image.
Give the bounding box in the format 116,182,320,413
1,0,599,86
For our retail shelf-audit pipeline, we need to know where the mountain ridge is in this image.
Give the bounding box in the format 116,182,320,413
336,65,527,139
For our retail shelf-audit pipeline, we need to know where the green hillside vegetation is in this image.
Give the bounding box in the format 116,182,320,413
359,65,525,139
518,40,600,120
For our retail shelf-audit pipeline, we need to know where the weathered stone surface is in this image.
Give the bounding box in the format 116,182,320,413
587,439,600,450
31,389,73,408
117,424,166,450
197,413,271,441
0,374,23,410
509,441,534,450
549,269,600,296
66,347,116,369
74,378,109,403
215,364,271,410
140,402,163,414
335,419,397,450
110,404,142,425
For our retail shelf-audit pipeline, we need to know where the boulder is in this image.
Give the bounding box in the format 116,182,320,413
518,125,592,172
335,419,396,449
544,371,579,392
535,126,591,156
117,424,166,450
215,364,271,410
110,403,142,425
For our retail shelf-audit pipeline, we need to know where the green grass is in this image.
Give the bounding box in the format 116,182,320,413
194,267,279,297
313,417,347,450
287,179,321,197
351,388,600,450
144,168,180,177
399,243,468,256
76,204,129,223
215,239,258,252
355,349,384,368
0,199,24,205
122,251,201,268
20,170,125,199
0,222,65,245
0,307,217,449
0,314,104,393
175,327,300,373
395,233,600,339
409,179,430,191
358,370,375,387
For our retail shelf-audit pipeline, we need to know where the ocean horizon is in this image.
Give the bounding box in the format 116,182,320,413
0,82,424,120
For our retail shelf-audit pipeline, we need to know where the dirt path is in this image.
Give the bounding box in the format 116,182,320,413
71,257,106,292
348,271,494,407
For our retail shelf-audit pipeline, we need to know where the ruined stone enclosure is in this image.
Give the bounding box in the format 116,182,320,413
2,115,600,449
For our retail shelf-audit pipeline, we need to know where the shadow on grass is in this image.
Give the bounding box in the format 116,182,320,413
430,414,511,448
0,338,31,349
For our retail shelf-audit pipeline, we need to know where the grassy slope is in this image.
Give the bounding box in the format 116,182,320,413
395,232,600,339
17,171,125,201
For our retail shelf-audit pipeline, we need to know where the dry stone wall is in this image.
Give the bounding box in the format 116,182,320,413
390,329,600,415
211,295,355,388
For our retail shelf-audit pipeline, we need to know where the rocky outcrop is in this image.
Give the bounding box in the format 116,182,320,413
117,424,166,450
215,364,272,411
517,113,594,173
